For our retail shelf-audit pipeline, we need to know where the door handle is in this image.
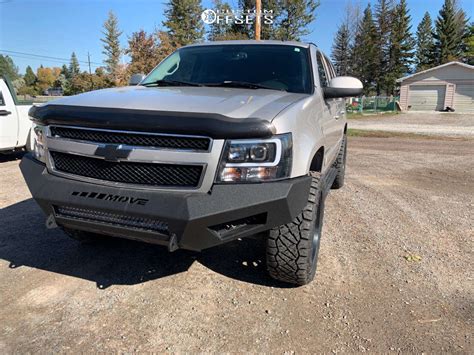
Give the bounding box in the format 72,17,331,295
0,110,12,116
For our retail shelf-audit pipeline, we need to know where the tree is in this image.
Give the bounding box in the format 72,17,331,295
374,0,394,95
433,0,467,64
0,55,19,80
101,10,122,81
24,65,37,86
331,22,351,76
126,30,160,76
274,0,320,41
465,22,474,65
69,52,80,77
415,12,435,71
155,30,178,63
36,67,61,93
163,0,204,47
351,4,378,94
385,0,414,94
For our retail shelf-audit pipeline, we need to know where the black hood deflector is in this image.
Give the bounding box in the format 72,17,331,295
29,104,276,139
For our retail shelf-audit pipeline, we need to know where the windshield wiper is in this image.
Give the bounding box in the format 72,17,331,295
203,81,285,91
142,79,202,87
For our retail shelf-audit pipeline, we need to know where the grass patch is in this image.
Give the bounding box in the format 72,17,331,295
347,129,469,140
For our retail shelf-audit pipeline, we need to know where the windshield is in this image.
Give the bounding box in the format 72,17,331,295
141,44,313,94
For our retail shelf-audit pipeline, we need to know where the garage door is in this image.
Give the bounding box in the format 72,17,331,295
453,84,474,113
408,85,446,111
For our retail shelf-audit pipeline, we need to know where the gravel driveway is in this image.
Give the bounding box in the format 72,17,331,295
0,137,473,353
349,112,474,137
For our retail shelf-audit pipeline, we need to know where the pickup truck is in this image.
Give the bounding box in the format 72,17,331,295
21,41,362,285
0,77,33,152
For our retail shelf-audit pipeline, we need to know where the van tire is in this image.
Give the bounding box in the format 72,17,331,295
331,135,347,189
266,171,325,285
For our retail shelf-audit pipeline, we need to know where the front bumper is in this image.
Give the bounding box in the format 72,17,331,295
20,154,311,251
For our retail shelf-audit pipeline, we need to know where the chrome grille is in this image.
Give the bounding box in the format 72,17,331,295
50,126,211,151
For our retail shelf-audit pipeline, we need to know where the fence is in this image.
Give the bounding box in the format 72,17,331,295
346,96,399,114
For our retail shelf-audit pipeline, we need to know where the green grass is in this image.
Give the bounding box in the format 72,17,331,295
347,129,468,140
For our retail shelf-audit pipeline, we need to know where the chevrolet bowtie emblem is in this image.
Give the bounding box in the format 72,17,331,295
94,144,132,162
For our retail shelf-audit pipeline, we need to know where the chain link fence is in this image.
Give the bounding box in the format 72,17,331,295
347,96,399,114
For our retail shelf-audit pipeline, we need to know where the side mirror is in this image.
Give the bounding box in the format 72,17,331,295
323,76,363,99
129,74,145,86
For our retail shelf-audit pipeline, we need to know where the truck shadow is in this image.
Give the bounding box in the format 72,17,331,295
0,199,291,289
0,151,25,163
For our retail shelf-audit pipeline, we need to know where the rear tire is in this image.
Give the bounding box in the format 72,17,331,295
62,227,110,244
331,135,347,189
266,171,325,285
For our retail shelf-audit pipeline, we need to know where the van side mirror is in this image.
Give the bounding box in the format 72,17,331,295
129,74,145,86
323,76,363,99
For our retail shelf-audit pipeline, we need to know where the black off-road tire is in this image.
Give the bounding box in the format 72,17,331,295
62,227,110,244
331,135,347,189
266,171,325,285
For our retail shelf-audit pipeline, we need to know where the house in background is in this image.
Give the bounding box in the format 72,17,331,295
397,62,474,113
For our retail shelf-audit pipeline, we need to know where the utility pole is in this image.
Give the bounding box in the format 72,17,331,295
87,52,92,74
87,52,93,91
255,0,261,40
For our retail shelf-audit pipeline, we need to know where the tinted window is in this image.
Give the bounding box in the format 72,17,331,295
0,91,4,106
316,52,329,87
142,45,313,94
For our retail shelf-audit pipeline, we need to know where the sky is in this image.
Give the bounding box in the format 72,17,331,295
0,0,473,74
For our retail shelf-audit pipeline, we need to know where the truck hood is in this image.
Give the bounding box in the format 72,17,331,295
31,86,308,139
50,86,307,121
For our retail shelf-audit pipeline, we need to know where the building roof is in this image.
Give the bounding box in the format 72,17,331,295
397,61,474,82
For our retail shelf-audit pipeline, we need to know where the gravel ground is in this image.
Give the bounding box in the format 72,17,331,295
0,137,473,353
349,112,474,137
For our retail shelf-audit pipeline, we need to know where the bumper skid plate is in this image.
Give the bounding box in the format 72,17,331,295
20,154,311,251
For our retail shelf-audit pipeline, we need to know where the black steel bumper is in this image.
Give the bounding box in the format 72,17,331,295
20,154,312,251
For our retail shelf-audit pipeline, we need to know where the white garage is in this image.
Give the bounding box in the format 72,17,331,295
398,62,474,112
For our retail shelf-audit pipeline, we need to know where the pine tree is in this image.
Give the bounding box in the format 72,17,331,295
24,65,37,86
69,52,80,76
373,0,394,94
274,0,320,41
433,0,466,64
331,22,351,76
208,0,235,41
351,4,378,94
101,11,122,79
385,0,414,94
163,0,204,47
415,12,435,71
465,22,474,65
0,55,19,80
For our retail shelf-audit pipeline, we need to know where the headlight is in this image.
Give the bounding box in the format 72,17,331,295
216,133,292,183
32,123,47,163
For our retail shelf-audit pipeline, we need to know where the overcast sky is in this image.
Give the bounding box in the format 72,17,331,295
0,0,472,74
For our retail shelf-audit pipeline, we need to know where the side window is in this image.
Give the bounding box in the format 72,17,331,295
324,56,337,78
316,52,329,88
0,91,5,106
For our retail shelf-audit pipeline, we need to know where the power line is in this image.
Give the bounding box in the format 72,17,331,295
0,49,104,66
0,53,103,68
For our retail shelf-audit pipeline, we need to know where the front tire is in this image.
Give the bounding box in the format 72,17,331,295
266,171,325,285
331,135,347,189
